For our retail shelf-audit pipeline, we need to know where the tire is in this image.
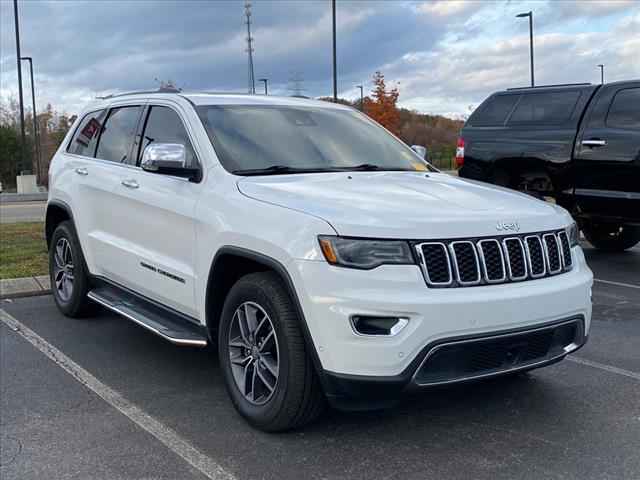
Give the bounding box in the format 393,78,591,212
582,222,640,252
218,272,325,432
49,220,94,317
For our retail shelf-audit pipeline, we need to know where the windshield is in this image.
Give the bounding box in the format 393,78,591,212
196,105,435,175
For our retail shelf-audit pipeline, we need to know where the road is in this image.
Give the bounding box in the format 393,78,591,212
1,245,639,480
0,201,45,224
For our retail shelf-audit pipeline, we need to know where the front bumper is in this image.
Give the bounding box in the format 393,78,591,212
289,246,593,406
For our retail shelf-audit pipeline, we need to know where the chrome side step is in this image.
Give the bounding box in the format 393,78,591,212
87,284,208,347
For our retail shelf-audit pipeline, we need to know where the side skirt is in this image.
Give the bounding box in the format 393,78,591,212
87,279,208,347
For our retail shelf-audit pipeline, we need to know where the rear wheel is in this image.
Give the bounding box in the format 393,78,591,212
49,221,94,317
218,272,325,432
582,222,640,252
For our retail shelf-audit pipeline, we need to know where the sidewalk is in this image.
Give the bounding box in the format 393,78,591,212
0,275,51,299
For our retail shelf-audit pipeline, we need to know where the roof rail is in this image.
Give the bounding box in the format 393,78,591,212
507,82,592,91
96,86,181,100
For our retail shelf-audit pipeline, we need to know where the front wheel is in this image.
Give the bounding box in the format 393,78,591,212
582,222,640,252
218,272,325,432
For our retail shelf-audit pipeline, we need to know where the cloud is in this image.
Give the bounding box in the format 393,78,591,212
0,0,638,117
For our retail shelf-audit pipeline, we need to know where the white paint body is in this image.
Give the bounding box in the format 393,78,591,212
48,93,593,377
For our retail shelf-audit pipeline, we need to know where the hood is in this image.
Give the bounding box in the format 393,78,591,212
237,171,572,239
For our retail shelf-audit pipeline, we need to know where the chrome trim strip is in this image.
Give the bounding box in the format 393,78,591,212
476,239,506,283
412,318,582,387
449,241,481,286
87,291,208,347
502,237,528,281
542,233,562,274
573,188,640,200
415,242,453,286
524,235,546,278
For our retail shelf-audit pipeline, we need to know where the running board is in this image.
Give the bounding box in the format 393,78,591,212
87,284,208,347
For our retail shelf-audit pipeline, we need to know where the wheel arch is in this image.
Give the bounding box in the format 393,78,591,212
45,200,74,249
205,246,326,383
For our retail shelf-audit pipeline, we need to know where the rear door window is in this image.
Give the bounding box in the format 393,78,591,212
67,109,107,157
138,106,197,168
95,106,143,164
508,91,581,125
469,95,519,126
606,88,640,130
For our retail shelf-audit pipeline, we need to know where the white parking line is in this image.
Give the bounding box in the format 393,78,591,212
0,309,235,480
567,356,640,381
594,278,640,290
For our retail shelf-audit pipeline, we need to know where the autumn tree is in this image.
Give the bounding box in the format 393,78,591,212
363,71,400,136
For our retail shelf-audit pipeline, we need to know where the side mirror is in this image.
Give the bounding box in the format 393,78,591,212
141,143,200,181
411,145,429,161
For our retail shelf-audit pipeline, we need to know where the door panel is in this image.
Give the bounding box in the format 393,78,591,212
574,84,640,221
104,104,201,317
109,171,198,317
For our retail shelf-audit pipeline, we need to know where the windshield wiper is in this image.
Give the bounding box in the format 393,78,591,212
339,163,412,172
232,165,341,176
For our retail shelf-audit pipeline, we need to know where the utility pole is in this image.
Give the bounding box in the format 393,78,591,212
516,11,534,87
13,0,27,174
356,85,364,111
332,0,338,102
597,64,604,84
21,56,41,182
259,78,268,95
245,2,256,94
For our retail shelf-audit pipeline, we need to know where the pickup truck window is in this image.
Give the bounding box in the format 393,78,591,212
606,88,640,130
508,91,580,125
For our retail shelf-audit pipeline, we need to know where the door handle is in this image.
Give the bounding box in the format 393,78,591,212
121,179,139,189
581,139,607,147
75,167,88,176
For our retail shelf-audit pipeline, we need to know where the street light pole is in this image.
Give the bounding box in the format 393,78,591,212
13,0,27,174
516,11,534,87
21,56,41,182
355,85,363,111
332,0,338,102
259,78,268,95
597,64,604,84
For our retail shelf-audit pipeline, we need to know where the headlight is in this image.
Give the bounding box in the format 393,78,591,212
567,222,579,247
318,236,414,269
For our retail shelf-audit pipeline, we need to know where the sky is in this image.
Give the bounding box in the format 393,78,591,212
1,0,638,119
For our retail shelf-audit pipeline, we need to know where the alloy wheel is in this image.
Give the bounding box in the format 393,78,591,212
53,237,75,302
228,301,280,405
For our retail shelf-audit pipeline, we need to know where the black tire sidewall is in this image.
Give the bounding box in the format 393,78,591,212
49,221,91,316
218,275,298,429
582,223,640,252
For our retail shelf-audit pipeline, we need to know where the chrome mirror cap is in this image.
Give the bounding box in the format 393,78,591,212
411,145,428,160
141,143,186,172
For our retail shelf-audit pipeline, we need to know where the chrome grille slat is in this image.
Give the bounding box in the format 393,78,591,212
449,241,481,285
415,229,572,288
477,239,506,283
543,233,562,274
503,237,528,281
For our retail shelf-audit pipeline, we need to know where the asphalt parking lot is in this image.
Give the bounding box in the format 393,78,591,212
1,243,639,480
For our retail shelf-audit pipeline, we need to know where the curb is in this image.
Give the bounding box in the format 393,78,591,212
0,275,51,299
0,192,48,203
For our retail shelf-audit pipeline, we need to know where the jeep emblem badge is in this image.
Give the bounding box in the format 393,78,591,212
496,220,520,232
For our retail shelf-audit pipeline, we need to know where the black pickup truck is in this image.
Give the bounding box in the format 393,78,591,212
458,80,640,251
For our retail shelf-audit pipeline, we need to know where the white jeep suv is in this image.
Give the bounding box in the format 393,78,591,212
47,91,593,431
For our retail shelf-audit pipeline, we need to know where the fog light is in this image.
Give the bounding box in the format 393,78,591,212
351,316,409,336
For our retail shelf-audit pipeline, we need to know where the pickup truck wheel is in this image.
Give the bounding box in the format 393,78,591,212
582,223,640,252
49,221,94,317
218,272,325,432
